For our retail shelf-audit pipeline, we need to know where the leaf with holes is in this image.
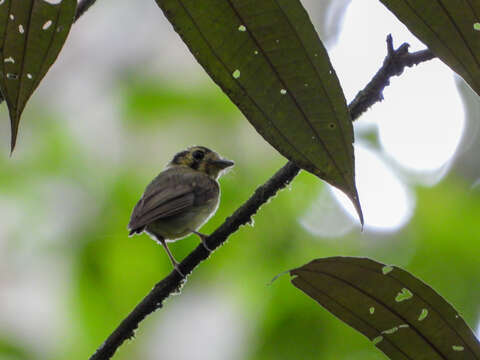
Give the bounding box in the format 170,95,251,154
291,257,480,360
380,0,480,97
0,0,76,151
155,0,363,224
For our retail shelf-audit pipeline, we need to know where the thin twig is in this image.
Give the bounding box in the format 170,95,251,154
88,35,437,360
349,34,435,120
89,162,302,360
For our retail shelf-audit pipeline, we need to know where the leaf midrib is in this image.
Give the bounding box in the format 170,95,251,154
272,0,353,176
172,0,353,190
0,0,14,105
227,0,352,188
294,275,414,360
15,0,35,119
174,0,314,170
400,0,479,89
312,258,480,358
297,268,450,360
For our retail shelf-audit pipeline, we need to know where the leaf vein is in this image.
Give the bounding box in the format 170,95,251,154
314,259,480,358
296,275,414,360
227,0,351,188
298,268,450,360
172,0,315,168
401,0,479,88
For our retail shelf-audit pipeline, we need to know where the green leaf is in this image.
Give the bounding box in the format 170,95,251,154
380,0,480,97
291,257,480,360
155,0,363,224
0,0,76,152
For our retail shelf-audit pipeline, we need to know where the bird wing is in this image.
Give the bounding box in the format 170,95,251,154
128,169,197,234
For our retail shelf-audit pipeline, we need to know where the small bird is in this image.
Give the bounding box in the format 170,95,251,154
128,146,234,275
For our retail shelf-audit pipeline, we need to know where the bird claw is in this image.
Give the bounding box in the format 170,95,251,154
156,236,185,276
173,263,185,277
201,241,213,253
192,231,213,252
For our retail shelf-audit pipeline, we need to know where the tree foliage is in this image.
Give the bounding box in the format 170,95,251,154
1,1,479,360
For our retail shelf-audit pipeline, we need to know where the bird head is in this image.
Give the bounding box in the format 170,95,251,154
168,146,234,179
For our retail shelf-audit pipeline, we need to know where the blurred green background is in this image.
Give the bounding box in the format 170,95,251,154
0,1,479,359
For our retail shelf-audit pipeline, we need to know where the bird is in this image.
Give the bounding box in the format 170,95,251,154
128,146,234,275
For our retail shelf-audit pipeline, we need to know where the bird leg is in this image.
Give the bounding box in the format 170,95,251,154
192,230,212,252
158,237,184,277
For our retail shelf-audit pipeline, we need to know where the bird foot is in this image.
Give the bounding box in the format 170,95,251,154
173,262,185,278
157,236,185,277
192,231,213,252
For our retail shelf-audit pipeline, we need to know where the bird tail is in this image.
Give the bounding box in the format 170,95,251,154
128,226,144,236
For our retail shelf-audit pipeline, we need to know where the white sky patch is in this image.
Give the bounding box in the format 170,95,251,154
321,0,466,231
376,61,464,174
300,186,356,238
332,145,415,231
329,0,465,179
328,0,428,101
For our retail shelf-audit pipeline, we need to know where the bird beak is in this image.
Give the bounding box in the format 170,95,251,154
210,159,234,169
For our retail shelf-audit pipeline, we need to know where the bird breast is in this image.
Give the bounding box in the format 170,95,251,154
147,192,219,242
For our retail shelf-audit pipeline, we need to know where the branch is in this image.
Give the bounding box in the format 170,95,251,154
349,34,435,120
88,35,437,360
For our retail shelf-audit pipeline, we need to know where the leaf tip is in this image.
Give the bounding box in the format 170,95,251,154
335,181,364,228
8,112,20,157
350,188,364,228
9,122,18,155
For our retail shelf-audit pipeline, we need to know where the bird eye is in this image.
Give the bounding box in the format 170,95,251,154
192,150,205,160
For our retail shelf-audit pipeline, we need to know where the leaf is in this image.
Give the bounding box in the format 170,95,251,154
155,0,363,224
380,0,480,97
0,0,76,152
291,257,480,360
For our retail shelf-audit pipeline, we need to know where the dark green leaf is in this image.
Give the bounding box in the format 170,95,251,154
0,0,76,151
155,0,363,224
291,257,480,360
380,0,480,96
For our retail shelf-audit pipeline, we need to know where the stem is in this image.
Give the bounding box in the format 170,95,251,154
349,35,435,120
89,35,436,360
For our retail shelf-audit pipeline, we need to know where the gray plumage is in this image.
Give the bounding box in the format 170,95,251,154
127,146,233,273
128,166,220,242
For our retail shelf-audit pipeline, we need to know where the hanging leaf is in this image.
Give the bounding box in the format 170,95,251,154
0,0,76,152
380,0,480,97
155,0,363,224
291,257,480,360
